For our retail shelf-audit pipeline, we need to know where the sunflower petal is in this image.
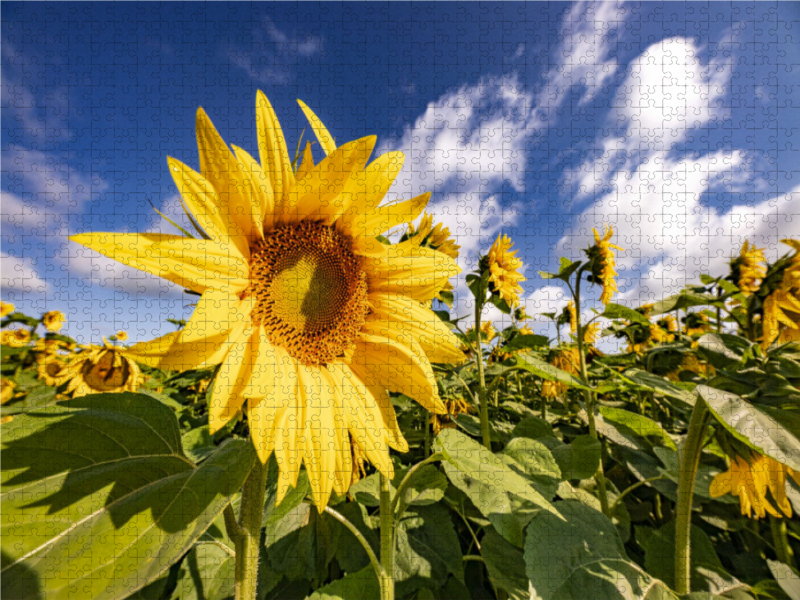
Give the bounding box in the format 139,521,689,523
232,145,274,230
297,100,337,156
364,244,461,302
69,233,249,294
208,328,253,433
167,157,231,243
256,91,294,205
183,288,252,343
357,193,430,238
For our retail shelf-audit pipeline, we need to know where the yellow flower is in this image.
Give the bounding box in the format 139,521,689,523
710,453,799,519
41,343,142,397
41,310,66,333
762,285,800,349
514,307,531,321
486,234,526,308
583,323,601,345
519,325,534,335
1,329,31,348
542,347,580,399
657,315,678,334
735,240,767,294
430,398,473,436
587,225,624,304
115,330,128,342
1,302,15,318
407,212,461,260
1,379,16,405
70,92,463,509
566,301,578,335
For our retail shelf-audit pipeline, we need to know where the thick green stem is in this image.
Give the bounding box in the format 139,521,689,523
675,400,710,595
474,300,491,449
379,474,395,600
234,459,270,600
573,270,610,515
771,516,796,568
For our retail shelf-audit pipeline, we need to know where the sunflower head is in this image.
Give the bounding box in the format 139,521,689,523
582,323,601,345
64,346,142,397
484,233,526,309
41,311,65,333
542,347,580,398
710,451,799,519
1,302,15,318
730,239,767,294
585,224,624,304
1,378,16,405
405,212,461,261
70,91,463,510
1,329,31,348
566,301,578,334
430,397,473,435
114,330,128,342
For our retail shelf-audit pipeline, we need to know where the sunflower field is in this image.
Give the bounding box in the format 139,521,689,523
4,92,800,600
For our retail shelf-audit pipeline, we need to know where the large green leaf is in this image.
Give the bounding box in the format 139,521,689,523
434,429,562,547
598,406,677,451
1,392,255,600
499,437,562,500
393,464,448,510
395,504,464,595
524,500,674,600
695,334,752,370
548,435,602,480
767,560,800,600
170,542,235,600
699,385,800,471
481,528,529,600
615,369,697,407
602,303,651,325
306,567,379,600
641,521,742,595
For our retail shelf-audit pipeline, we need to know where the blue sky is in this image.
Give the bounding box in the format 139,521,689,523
3,1,800,344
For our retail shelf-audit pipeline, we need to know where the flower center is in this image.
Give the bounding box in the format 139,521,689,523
249,220,369,366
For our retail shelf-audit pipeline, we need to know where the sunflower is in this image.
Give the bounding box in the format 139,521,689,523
41,310,65,333
519,325,534,335
1,378,16,405
39,341,142,397
733,240,767,294
1,329,31,348
1,302,15,318
582,323,601,345
486,234,526,308
70,92,462,509
114,330,128,342
566,301,578,335
430,398,473,436
541,347,580,399
710,453,799,519
586,225,624,304
761,241,800,348
405,212,460,305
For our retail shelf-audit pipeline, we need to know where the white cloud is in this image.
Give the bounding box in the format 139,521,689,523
1,251,48,294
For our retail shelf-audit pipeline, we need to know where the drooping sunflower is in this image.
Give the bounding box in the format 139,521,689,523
486,234,526,308
404,212,460,305
732,240,767,294
1,329,31,348
1,378,16,405
710,453,799,519
541,346,580,399
41,310,66,333
761,240,800,348
70,92,462,509
585,225,624,304
430,398,473,435
39,341,141,397
566,301,578,335
1,301,15,318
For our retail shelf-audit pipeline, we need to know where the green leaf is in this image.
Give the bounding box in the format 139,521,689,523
602,303,652,325
482,528,529,600
524,500,674,600
329,502,379,574
395,503,464,594
1,392,255,600
767,560,800,600
651,292,716,315
511,415,554,440
617,368,697,407
695,334,753,369
514,353,592,391
699,385,800,472
642,521,742,594
170,542,236,600
181,425,217,462
394,463,448,509
501,334,551,353
434,429,562,547
500,437,562,499
306,567,380,600
349,473,395,507
489,294,513,314
598,406,678,451
549,435,602,480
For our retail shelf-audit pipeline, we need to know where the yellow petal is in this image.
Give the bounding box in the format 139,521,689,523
256,90,294,205
367,293,465,364
364,244,461,302
283,136,376,225
196,109,262,249
350,331,445,414
337,151,405,238
357,193,429,238
160,325,245,372
166,157,231,243
183,288,252,343
232,145,275,231
123,331,181,368
69,233,249,294
208,328,253,433
296,141,315,182
274,365,303,505
297,100,337,156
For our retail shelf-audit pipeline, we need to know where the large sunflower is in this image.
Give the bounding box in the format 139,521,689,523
70,92,462,509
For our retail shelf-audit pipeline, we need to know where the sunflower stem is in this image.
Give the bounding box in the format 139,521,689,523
234,459,269,600
771,516,796,568
675,399,710,596
379,473,395,600
573,268,610,516
474,300,491,449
